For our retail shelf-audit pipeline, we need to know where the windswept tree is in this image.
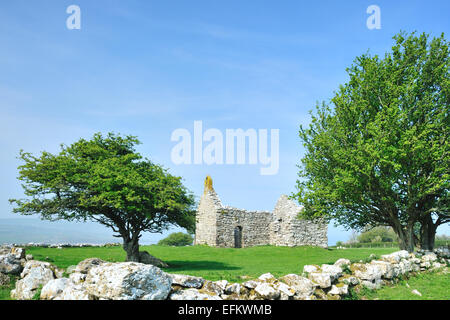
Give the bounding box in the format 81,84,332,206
10,133,196,262
294,32,449,252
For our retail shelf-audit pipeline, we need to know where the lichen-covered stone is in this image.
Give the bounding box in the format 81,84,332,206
201,280,225,295
139,251,169,268
350,263,383,282
69,272,86,284
370,260,398,279
328,283,348,295
338,274,360,286
224,283,242,295
168,274,205,289
170,288,222,300
243,279,262,289
334,258,351,268
12,260,56,300
320,264,343,281
258,273,276,282
303,265,320,274
274,281,295,300
361,279,382,290
308,272,332,289
84,262,172,300
56,284,90,300
279,274,315,298
40,278,71,300
421,253,438,263
75,258,105,274
10,247,26,260
254,282,280,300
214,279,228,291
381,250,409,263
0,254,22,275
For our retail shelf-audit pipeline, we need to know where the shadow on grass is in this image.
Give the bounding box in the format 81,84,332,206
163,260,241,272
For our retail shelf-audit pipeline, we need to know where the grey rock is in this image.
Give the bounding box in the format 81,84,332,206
279,274,315,298
381,250,409,263
334,258,351,268
224,283,242,295
12,260,56,300
75,258,105,274
329,284,348,295
69,272,86,284
201,280,225,295
243,279,262,289
308,272,332,289
169,288,222,300
139,251,169,268
84,262,172,300
0,254,22,275
40,278,71,300
56,284,90,300
321,264,343,281
168,273,205,289
254,282,280,300
351,263,383,282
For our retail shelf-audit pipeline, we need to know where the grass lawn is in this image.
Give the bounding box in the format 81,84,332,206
0,275,17,300
24,245,399,283
358,270,450,300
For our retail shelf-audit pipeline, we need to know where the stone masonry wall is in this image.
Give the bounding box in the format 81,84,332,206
216,207,272,248
271,195,328,248
193,189,222,246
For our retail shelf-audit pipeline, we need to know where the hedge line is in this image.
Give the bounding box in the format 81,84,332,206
336,240,450,249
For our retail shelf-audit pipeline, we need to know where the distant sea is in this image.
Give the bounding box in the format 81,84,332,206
0,218,184,245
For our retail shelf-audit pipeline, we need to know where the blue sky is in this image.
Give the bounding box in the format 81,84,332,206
0,0,449,245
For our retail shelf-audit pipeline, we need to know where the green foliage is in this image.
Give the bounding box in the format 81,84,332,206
436,234,450,241
341,264,352,275
340,242,400,248
9,133,196,248
357,226,398,243
158,232,193,246
294,31,450,251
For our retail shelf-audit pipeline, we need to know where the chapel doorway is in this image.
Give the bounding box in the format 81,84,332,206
234,226,242,248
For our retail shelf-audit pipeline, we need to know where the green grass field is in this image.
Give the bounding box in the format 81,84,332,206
25,245,398,283
358,270,450,300
2,245,449,300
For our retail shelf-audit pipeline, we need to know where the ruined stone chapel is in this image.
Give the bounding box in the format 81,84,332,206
194,176,328,248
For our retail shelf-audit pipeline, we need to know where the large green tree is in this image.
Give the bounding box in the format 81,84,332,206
294,32,449,252
10,133,196,262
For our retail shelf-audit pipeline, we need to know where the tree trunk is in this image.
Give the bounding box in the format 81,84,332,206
420,216,437,251
123,237,140,262
395,225,415,253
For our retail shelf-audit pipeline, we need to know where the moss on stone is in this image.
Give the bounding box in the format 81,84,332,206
350,263,367,273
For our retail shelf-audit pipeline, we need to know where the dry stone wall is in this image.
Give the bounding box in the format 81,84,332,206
5,245,449,300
